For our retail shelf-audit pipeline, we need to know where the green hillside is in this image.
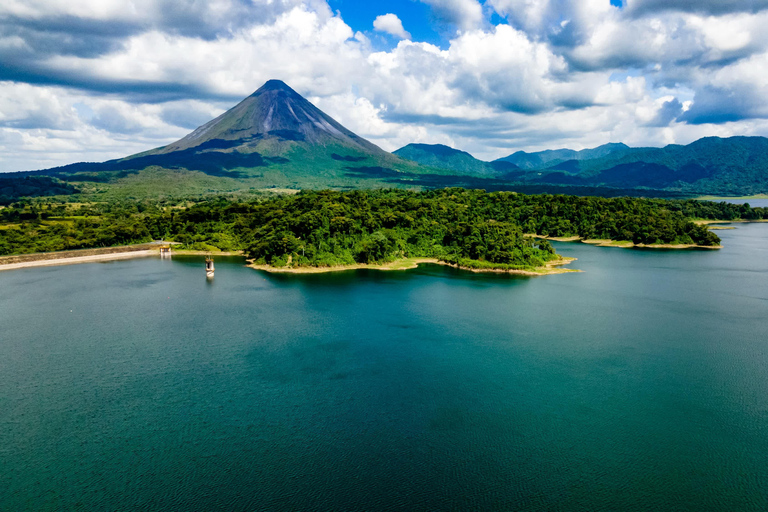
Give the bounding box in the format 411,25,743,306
394,143,502,176
495,143,630,170
504,136,768,195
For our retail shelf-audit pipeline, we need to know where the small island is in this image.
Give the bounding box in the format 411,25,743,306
249,255,579,276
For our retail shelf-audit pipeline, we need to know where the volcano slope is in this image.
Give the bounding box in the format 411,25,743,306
23,80,451,198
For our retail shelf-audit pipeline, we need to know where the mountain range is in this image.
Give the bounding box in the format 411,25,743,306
11,79,768,199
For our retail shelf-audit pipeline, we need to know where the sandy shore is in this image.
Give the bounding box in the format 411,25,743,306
0,250,156,271
0,247,248,272
249,256,579,276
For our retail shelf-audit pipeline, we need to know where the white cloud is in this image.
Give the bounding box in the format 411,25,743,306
0,82,76,130
373,13,411,40
42,6,361,99
3,0,768,171
0,82,192,171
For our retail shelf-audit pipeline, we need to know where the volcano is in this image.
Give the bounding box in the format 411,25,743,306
34,79,422,191
154,79,387,155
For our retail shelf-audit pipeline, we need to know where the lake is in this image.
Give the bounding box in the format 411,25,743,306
709,197,768,208
2,224,768,511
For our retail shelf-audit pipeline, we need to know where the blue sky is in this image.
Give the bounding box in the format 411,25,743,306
1,0,768,171
329,0,445,47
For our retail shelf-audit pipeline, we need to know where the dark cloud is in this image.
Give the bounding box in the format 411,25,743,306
379,111,468,126
627,0,768,16
0,1,306,101
154,0,254,40
0,59,240,104
0,18,135,70
678,86,764,124
557,96,597,111
547,19,583,49
647,98,683,126
451,75,547,115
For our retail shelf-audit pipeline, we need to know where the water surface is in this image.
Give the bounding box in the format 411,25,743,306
2,225,768,511
709,197,768,208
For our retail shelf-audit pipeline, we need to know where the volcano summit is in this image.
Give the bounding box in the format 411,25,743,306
156,79,386,155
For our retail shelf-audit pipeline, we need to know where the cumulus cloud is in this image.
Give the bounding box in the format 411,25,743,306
373,13,411,40
0,81,75,129
679,52,768,124
33,6,361,101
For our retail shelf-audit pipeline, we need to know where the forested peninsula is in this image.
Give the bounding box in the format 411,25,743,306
2,189,764,273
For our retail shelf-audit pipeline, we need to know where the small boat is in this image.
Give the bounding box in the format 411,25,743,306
205,256,215,278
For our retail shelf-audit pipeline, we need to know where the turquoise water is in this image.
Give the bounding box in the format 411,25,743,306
2,224,768,510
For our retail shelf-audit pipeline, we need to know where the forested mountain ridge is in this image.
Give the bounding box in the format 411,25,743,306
494,143,630,170
395,137,768,196
393,143,512,176
522,136,768,195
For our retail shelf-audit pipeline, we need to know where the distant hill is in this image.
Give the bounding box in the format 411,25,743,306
395,137,768,196
501,137,768,196
394,143,511,176
495,143,630,170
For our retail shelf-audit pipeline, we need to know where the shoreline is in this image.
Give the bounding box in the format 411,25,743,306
248,256,579,276
529,234,721,250
0,250,156,271
0,246,243,272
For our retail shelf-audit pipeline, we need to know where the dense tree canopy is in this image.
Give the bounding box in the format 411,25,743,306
2,189,762,269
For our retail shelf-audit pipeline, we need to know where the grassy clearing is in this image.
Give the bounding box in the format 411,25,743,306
582,239,634,247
